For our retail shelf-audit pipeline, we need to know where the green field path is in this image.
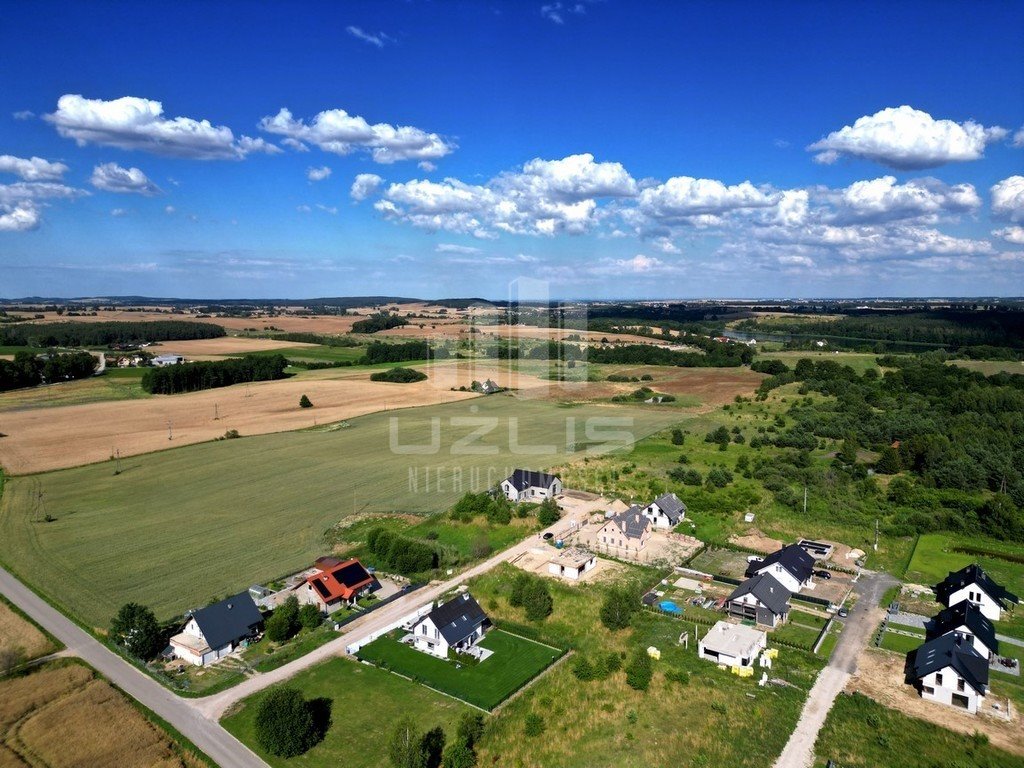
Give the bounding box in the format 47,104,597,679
0,397,681,629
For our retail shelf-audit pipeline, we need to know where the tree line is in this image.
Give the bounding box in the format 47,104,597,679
140,354,288,394
588,342,752,367
0,351,96,392
0,320,224,348
351,312,410,334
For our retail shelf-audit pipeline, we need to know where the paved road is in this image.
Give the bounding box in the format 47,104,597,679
0,566,269,768
194,507,599,719
773,570,898,768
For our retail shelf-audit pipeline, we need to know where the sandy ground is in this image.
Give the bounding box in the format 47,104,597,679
144,337,319,357
510,547,625,584
729,529,784,553
847,648,1023,756
0,373,479,474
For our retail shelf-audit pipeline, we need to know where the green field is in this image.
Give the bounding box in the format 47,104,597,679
225,344,367,363
757,350,883,374
0,397,682,629
949,359,1024,376
357,629,562,710
0,370,149,411
221,657,469,768
815,692,1024,768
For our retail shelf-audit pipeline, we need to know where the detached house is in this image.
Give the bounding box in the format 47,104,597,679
912,634,989,714
926,602,998,660
500,469,562,502
726,573,791,628
745,543,815,594
296,557,378,614
411,592,489,659
596,506,652,555
642,492,687,530
699,621,767,667
935,564,1020,622
169,591,264,666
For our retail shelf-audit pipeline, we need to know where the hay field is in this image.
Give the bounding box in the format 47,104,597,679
0,396,682,628
0,367,482,474
0,662,205,768
0,596,56,661
149,336,319,357
0,374,150,413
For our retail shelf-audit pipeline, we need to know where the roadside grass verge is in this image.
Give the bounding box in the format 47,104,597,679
356,629,562,710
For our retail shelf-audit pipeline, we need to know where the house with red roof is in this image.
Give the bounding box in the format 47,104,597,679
294,556,379,614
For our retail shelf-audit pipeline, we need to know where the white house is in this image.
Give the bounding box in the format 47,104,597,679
547,548,597,580
169,591,263,666
500,469,562,502
935,564,1020,622
744,543,815,594
726,573,791,628
699,621,767,668
926,602,998,660
411,592,489,659
641,492,686,529
912,634,989,714
152,354,184,367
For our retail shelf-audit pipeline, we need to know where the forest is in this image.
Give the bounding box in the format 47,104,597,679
0,351,97,392
588,341,753,367
140,354,288,394
0,321,225,348
351,312,409,334
359,340,448,364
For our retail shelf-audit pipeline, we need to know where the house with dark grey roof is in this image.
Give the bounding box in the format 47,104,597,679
169,591,264,666
935,564,1020,622
411,592,489,659
596,505,652,556
745,543,815,594
926,602,998,659
912,633,989,714
726,573,791,628
500,469,562,502
642,492,687,529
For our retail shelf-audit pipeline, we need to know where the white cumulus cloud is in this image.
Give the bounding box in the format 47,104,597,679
992,176,1024,222
46,94,281,160
808,106,1006,169
90,162,160,195
0,203,40,232
0,155,68,182
830,176,980,224
260,106,454,164
638,176,775,222
350,173,384,201
307,166,332,182
992,226,1024,245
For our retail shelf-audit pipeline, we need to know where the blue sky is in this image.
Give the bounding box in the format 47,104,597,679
2,1,1022,299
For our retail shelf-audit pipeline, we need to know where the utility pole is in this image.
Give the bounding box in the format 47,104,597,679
803,485,808,516
874,518,879,552
114,448,121,476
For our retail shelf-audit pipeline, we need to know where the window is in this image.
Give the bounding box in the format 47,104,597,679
922,685,934,695
935,673,943,686
957,679,965,692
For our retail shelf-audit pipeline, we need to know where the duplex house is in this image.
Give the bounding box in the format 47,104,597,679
500,469,563,502
169,591,264,666
642,492,687,529
926,602,999,660
912,634,989,714
699,621,767,667
935,564,1020,622
726,573,791,628
296,557,378,614
745,543,815,594
596,506,652,555
411,592,489,659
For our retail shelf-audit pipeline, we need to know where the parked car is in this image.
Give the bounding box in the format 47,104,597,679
837,607,849,618
542,532,554,541
815,570,832,580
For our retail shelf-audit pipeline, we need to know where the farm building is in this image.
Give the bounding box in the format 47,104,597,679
500,469,562,502
641,492,687,529
912,633,989,714
925,602,999,660
295,556,378,614
699,621,767,668
547,548,597,580
596,506,652,555
726,573,791,628
411,592,489,659
934,564,1020,622
169,591,263,666
151,354,184,367
745,543,815,594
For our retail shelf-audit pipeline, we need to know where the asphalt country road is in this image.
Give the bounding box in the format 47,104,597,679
773,569,899,768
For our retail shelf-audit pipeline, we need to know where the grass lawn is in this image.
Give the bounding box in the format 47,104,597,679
772,622,822,650
357,629,562,710
0,397,681,629
878,630,924,654
221,657,470,768
815,691,1024,768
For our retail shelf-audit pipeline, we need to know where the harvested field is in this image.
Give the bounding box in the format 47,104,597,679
0,396,682,628
148,336,319,357
0,367,478,474
0,662,206,767
0,596,56,661
847,648,1023,756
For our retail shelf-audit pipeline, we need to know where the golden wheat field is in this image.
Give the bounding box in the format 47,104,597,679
0,599,55,661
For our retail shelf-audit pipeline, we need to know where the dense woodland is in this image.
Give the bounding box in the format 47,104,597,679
589,341,753,367
351,312,409,334
360,340,447,364
140,354,288,394
0,351,96,392
0,321,224,348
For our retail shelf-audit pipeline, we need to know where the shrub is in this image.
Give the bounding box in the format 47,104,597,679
298,603,323,631
625,648,653,691
671,428,685,445
706,467,734,488
600,587,639,631
370,367,428,383
254,687,328,758
536,498,561,526
572,656,596,681
299,394,313,408
509,573,531,608
441,742,476,768
266,596,301,642
455,712,485,751
523,579,553,622
523,713,546,737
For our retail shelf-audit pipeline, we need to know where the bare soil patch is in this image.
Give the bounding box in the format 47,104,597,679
730,528,784,553
847,648,1023,756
